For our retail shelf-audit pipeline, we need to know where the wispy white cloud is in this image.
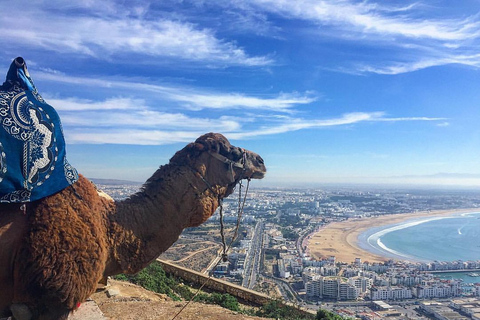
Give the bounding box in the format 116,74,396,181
47,93,445,145
237,0,480,74
227,112,444,139
168,92,317,111
356,53,480,75
52,97,241,130
437,122,450,127
49,97,143,111
37,71,315,112
65,129,203,145
374,116,446,122
0,1,272,66
246,0,480,41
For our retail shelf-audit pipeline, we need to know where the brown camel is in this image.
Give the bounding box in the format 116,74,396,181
0,133,266,320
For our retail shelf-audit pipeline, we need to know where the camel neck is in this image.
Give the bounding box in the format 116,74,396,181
107,163,220,275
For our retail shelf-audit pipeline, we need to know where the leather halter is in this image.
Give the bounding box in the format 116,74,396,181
187,148,248,201
173,149,251,320
208,149,247,183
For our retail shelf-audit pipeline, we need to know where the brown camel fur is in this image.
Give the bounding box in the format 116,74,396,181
0,133,266,320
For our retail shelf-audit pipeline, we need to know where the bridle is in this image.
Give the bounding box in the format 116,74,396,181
173,148,251,320
188,148,247,194
188,147,251,259
208,149,247,183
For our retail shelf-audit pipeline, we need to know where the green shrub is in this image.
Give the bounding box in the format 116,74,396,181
113,262,179,299
114,262,240,311
256,300,315,320
193,292,240,312
315,309,344,320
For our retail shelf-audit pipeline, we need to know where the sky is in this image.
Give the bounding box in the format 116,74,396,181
2,0,480,188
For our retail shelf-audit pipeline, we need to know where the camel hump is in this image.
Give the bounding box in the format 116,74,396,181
0,57,79,203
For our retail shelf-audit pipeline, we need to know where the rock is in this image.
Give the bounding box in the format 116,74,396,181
69,300,107,320
106,288,121,298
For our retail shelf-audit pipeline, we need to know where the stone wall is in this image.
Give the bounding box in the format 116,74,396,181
158,260,271,306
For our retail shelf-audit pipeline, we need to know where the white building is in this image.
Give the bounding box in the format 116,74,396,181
370,286,412,300
348,276,373,294
278,259,290,278
306,279,322,297
321,265,338,276
416,284,455,299
306,276,358,300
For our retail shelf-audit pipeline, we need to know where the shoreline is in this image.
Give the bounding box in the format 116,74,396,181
307,208,479,264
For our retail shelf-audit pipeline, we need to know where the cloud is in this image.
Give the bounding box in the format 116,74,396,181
65,129,203,145
227,112,443,139
37,71,315,112
168,92,317,111
45,92,445,145
49,97,144,111
436,122,450,127
235,0,480,74
246,0,480,41
51,97,241,130
356,54,480,75
0,1,272,66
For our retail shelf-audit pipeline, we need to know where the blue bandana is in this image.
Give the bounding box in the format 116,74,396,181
0,57,78,203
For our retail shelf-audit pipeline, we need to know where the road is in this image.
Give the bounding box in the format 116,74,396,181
262,274,302,304
242,220,264,288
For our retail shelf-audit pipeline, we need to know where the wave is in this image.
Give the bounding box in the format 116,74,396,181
460,212,480,217
376,238,415,261
368,216,453,241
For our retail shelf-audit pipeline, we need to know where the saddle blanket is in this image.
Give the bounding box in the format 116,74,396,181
0,57,78,203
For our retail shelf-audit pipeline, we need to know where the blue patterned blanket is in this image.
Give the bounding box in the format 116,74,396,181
0,57,78,203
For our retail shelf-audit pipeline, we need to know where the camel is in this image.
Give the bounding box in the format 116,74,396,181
0,133,266,320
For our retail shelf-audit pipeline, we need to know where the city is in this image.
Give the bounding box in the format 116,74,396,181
96,180,480,320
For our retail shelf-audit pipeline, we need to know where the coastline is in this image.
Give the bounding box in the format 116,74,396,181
307,208,479,264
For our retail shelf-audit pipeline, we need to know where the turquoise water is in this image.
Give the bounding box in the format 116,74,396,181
435,272,480,284
360,212,480,263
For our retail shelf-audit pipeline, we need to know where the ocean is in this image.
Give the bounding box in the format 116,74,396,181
359,211,480,263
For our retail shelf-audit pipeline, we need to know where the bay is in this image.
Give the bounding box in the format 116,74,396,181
362,212,480,262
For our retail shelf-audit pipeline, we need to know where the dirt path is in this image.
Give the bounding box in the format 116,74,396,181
173,245,220,263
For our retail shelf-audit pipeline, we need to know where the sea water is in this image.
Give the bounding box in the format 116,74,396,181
359,212,480,263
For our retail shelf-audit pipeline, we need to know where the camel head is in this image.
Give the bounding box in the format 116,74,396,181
171,132,266,187
170,133,266,225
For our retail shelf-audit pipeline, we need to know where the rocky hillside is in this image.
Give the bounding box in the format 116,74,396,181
71,280,271,320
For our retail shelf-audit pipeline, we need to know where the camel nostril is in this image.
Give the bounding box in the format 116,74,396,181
257,156,264,165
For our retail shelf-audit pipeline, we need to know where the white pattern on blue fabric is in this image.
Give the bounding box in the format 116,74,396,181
0,57,78,203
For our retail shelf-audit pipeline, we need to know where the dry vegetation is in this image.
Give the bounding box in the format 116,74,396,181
160,224,237,272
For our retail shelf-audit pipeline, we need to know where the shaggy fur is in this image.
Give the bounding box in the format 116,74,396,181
14,175,112,318
0,133,266,320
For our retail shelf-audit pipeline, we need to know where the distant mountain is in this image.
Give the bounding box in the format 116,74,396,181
430,172,480,179
89,178,142,186
396,172,480,179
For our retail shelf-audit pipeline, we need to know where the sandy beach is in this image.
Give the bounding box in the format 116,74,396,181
307,208,478,264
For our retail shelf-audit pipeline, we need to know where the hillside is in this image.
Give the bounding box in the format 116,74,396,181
72,280,270,320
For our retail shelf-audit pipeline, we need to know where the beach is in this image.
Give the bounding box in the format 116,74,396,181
307,208,478,264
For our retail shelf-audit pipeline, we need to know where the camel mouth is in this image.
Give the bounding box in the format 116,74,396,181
250,171,266,180
247,166,266,180
243,152,266,180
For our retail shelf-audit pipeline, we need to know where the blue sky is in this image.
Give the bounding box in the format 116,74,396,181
2,0,480,187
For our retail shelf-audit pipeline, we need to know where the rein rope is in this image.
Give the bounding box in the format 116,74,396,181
171,150,250,320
